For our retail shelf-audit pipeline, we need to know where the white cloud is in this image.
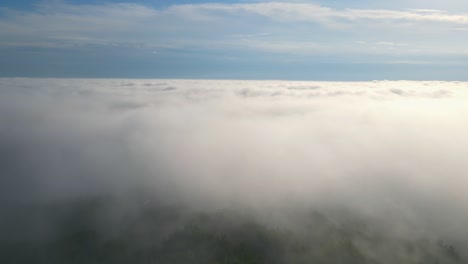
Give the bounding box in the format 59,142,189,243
1,78,468,245
0,2,467,58
167,2,468,25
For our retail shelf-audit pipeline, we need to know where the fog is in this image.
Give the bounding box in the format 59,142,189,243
1,78,468,263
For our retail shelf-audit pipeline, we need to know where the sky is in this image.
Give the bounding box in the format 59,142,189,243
1,0,468,80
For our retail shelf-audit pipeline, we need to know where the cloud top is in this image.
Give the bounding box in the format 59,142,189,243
1,79,468,241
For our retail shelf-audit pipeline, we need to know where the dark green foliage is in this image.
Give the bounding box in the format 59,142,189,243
157,215,284,264
1,197,466,264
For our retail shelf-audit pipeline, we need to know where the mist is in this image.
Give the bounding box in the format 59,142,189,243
1,78,467,263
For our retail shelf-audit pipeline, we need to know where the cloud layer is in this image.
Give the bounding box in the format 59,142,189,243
1,78,468,248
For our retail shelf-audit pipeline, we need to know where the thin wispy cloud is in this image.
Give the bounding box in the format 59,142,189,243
0,1,467,79
1,2,467,53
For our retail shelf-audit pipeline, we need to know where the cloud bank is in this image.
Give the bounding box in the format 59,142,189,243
1,78,468,249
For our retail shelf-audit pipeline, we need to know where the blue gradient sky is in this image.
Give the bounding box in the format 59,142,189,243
1,0,468,80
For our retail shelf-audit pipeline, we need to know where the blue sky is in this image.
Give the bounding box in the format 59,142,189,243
1,0,468,80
